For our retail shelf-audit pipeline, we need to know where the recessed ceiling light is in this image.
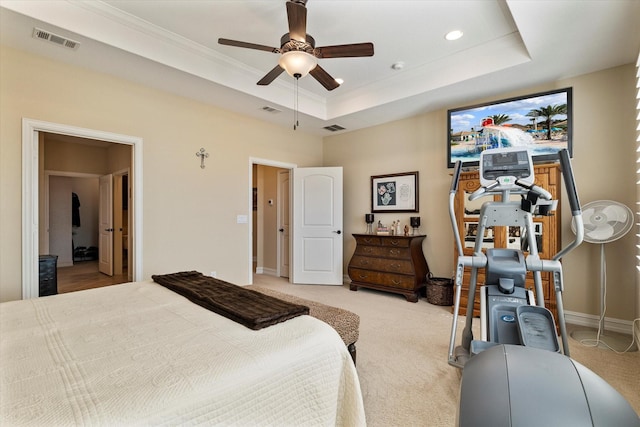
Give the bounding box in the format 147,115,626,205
391,61,405,71
445,30,464,41
335,78,344,85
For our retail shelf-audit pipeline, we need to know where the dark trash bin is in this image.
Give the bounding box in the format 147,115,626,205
39,255,58,297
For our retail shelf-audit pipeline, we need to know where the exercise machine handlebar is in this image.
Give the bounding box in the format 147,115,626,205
554,149,584,261
450,160,462,195
559,149,581,215
450,161,465,258
515,180,553,201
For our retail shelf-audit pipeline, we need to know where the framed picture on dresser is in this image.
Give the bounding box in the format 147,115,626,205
371,171,418,213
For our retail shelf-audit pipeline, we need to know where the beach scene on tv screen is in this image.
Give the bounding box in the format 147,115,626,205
449,90,569,164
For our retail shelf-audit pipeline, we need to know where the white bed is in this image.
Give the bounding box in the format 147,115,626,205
0,280,366,426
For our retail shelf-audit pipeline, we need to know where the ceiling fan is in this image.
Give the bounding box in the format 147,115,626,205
218,0,374,91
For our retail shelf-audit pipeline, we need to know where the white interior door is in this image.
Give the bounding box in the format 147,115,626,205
277,170,290,278
99,174,113,276
292,167,343,285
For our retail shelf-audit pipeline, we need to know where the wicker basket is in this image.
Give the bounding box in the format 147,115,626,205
425,274,453,306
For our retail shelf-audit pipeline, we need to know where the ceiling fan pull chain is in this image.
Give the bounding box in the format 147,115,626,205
294,74,300,130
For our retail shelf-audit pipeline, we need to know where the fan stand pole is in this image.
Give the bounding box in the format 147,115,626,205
570,243,637,352
598,243,606,333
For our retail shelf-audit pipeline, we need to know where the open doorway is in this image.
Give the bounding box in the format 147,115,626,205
250,158,296,285
249,159,345,286
22,118,143,299
42,133,132,293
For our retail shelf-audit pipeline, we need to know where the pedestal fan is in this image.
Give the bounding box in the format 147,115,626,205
571,200,636,352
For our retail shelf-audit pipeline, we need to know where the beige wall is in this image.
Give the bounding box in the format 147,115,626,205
1,43,636,322
44,139,109,174
0,45,323,301
325,64,638,322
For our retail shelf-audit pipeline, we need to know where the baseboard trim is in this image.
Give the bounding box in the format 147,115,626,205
258,267,277,277
564,310,635,336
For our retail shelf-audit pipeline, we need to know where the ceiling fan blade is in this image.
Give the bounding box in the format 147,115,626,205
310,65,340,91
218,38,279,53
257,65,285,86
315,43,374,58
286,1,307,43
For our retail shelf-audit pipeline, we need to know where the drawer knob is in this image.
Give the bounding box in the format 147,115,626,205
390,263,400,269
390,240,399,246
389,249,400,255
358,274,368,279
364,247,373,253
392,279,402,285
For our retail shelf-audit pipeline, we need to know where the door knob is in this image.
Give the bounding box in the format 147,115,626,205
279,228,284,232
333,230,342,234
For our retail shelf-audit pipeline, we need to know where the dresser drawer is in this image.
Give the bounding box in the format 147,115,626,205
354,235,382,246
354,245,410,259
349,255,414,274
380,237,411,248
349,268,417,290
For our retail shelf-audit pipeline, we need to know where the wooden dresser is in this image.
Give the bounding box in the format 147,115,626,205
348,234,429,302
453,163,561,319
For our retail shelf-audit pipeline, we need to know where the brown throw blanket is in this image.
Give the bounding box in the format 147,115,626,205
151,271,309,330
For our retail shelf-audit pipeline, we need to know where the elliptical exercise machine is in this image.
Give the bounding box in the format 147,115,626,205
448,147,578,363
448,147,639,426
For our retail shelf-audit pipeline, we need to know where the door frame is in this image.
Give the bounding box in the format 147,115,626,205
98,174,114,276
22,118,143,299
277,169,290,279
248,157,296,285
112,168,130,279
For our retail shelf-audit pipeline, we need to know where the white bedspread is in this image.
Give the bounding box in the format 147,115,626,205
0,281,366,426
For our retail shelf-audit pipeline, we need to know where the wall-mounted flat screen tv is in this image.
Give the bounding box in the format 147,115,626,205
447,87,572,168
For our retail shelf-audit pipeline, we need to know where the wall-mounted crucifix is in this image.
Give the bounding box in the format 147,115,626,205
196,148,209,169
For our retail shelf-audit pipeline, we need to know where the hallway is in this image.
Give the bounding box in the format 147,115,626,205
57,261,129,294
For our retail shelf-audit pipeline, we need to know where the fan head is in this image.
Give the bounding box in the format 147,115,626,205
217,0,374,90
572,200,634,244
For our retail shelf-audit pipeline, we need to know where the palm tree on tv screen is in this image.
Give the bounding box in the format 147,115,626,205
527,104,567,140
491,114,511,125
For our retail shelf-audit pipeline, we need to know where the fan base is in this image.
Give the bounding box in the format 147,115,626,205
570,329,637,352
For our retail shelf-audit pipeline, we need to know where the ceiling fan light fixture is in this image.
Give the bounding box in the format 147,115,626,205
279,51,317,78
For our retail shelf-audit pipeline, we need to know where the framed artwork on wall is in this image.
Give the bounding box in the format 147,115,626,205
371,171,418,213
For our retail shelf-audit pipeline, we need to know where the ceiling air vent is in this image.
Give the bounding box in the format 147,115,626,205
323,124,346,132
261,106,281,114
32,27,80,50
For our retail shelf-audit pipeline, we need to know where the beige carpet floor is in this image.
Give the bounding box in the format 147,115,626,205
251,274,639,427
